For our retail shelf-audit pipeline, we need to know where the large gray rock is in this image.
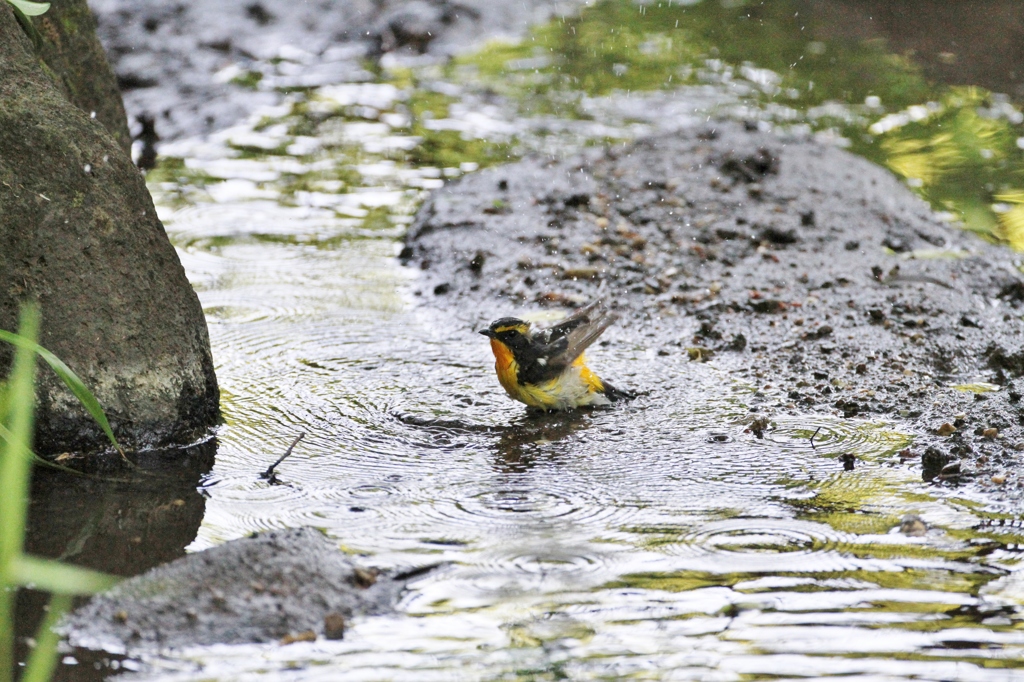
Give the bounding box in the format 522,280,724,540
0,5,219,454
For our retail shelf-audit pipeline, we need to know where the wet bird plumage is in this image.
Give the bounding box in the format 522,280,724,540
478,300,633,410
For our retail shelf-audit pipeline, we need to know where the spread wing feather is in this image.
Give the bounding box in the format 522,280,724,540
518,299,619,384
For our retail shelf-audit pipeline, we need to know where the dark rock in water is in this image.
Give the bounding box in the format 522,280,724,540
371,1,453,55
405,122,1024,499
64,528,409,650
0,7,219,455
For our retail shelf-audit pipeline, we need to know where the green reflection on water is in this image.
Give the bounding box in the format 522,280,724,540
397,73,516,169
463,0,1024,246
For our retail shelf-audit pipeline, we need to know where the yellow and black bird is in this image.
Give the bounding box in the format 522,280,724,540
478,299,634,410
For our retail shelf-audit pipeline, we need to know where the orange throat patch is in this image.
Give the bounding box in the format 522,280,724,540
489,339,519,395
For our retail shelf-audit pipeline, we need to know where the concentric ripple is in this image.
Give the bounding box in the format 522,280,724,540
758,415,912,460
654,517,859,574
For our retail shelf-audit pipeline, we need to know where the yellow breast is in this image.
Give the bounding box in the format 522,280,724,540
489,340,607,410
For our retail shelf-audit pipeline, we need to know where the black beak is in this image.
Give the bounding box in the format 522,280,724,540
478,329,494,338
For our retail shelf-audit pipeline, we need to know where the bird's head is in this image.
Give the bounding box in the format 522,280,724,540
478,317,532,354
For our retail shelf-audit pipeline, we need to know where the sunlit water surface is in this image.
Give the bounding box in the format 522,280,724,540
135,3,1024,677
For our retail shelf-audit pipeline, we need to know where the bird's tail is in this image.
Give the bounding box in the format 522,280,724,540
601,380,637,402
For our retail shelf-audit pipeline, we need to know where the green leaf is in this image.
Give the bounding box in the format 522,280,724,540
11,555,119,594
22,593,71,682
6,0,50,16
0,329,122,453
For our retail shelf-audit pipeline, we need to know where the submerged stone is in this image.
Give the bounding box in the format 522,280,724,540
64,528,409,650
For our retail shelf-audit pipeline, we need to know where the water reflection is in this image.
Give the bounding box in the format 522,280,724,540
803,0,1024,98
490,410,593,472
18,438,215,680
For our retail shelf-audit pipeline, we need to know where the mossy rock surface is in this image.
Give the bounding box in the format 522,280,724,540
0,5,219,454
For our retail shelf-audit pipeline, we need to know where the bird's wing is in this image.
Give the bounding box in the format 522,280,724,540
518,300,619,384
546,298,606,340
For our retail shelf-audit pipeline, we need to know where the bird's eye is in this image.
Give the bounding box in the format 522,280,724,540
506,329,518,336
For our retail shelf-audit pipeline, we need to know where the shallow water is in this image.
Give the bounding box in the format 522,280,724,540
133,147,1024,682
45,0,1024,678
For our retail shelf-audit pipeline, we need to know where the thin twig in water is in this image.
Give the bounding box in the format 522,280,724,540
809,426,822,449
261,433,305,483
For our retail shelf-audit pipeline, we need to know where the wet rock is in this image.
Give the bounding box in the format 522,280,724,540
323,613,347,640
718,146,779,182
370,1,477,55
0,8,219,455
280,630,317,645
939,460,963,480
759,225,799,245
922,447,951,481
406,121,1024,500
63,528,412,649
469,251,487,274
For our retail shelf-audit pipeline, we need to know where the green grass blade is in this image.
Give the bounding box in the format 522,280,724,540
6,0,50,16
0,307,39,574
0,587,12,682
21,592,71,682
11,555,119,595
0,329,122,453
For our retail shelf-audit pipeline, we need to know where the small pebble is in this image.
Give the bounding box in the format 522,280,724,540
982,427,998,439
280,630,317,645
323,613,346,640
940,460,961,475
899,514,927,537
991,474,1007,485
936,423,956,436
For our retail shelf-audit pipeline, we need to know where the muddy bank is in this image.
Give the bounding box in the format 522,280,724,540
88,0,590,142
404,122,1024,497
64,528,414,650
